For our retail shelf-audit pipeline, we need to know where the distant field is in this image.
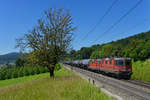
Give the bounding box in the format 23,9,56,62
132,59,150,82
0,67,113,100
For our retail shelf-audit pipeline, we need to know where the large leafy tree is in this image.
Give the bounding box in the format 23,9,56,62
16,8,76,77
90,50,102,59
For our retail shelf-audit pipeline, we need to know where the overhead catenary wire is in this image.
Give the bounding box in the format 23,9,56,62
110,18,150,41
90,0,143,44
75,0,119,45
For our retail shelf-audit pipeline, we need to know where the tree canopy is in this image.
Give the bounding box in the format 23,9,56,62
16,8,76,77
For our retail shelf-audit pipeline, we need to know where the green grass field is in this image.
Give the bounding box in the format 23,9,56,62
0,67,113,100
132,59,150,82
0,73,49,87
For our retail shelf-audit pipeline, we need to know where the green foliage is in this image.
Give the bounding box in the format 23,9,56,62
132,59,150,82
34,67,40,74
0,67,7,80
55,63,62,71
30,67,35,75
12,67,19,78
79,47,94,59
66,31,150,61
39,67,46,73
16,8,76,77
5,69,12,79
15,57,25,67
0,66,49,80
90,50,102,59
24,67,30,76
18,67,24,77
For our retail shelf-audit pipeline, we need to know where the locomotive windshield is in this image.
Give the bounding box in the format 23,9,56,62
125,60,131,66
115,60,124,65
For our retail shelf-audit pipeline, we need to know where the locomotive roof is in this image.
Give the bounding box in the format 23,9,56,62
113,57,131,60
71,57,131,62
89,57,131,60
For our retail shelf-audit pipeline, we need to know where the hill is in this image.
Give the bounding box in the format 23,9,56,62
67,30,150,61
0,52,21,64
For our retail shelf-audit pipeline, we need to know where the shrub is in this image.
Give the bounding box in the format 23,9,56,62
35,67,40,74
24,67,30,76
0,67,7,80
5,69,12,79
12,71,18,78
55,63,62,71
30,67,35,75
18,67,24,77
39,67,45,73
12,68,19,78
45,67,49,72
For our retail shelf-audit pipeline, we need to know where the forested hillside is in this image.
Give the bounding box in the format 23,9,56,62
67,31,150,61
0,52,21,64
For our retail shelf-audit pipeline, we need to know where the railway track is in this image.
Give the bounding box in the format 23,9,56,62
63,64,150,100
124,79,150,89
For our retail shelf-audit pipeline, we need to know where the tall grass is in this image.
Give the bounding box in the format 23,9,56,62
0,67,113,100
132,59,150,82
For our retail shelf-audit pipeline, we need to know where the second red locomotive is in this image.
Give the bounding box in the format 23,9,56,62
89,58,132,79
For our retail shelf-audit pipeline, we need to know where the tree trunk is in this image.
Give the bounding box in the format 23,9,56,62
49,66,55,77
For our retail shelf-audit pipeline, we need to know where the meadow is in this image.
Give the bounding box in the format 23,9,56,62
132,59,150,82
0,67,113,100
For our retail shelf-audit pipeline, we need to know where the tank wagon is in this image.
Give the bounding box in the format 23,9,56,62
64,57,132,79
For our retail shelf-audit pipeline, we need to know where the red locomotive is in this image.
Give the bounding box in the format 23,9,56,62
65,57,132,79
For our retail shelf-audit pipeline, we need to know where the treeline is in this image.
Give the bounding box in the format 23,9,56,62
0,60,62,80
66,30,150,61
0,66,48,80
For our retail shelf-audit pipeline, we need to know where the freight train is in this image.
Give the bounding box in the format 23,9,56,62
64,57,132,79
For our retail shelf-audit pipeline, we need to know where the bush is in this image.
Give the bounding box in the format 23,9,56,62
45,67,49,72
12,71,18,78
55,63,62,71
30,67,35,75
35,67,40,74
132,59,150,82
24,67,30,76
39,67,45,73
18,67,24,77
0,67,7,80
5,69,12,79
12,67,19,78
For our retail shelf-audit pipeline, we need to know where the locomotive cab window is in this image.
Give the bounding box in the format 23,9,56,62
126,60,131,66
110,60,112,64
105,61,107,64
97,61,101,64
115,60,124,65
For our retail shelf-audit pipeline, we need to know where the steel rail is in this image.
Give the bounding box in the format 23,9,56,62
64,64,150,100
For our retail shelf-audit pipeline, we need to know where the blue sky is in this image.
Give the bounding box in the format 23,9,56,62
0,0,150,55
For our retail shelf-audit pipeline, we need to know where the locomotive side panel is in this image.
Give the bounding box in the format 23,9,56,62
65,57,132,79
